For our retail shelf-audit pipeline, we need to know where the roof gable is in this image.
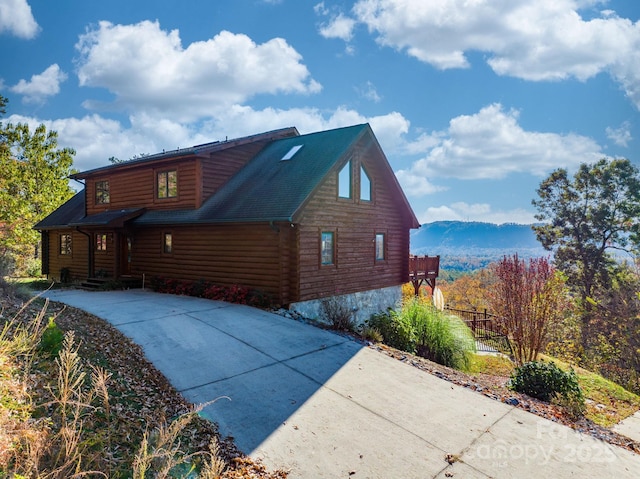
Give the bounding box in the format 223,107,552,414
195,124,369,223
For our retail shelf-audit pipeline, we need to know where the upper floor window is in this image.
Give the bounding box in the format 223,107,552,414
60,234,72,255
95,180,110,204
96,233,108,252
321,231,334,265
157,170,178,198
360,166,371,201
338,161,351,199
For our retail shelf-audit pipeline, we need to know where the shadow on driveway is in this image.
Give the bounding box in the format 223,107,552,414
41,289,362,453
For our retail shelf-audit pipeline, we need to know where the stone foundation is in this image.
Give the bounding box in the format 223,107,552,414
289,285,402,326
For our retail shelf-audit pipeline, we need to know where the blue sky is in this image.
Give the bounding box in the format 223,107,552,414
1,0,639,225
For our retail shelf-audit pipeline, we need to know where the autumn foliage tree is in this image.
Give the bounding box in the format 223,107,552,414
440,268,494,311
488,255,569,366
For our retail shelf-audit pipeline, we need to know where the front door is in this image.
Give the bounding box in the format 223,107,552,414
120,235,132,275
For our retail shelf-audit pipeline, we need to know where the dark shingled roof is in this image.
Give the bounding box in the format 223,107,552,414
70,208,145,227
134,123,370,225
34,191,85,230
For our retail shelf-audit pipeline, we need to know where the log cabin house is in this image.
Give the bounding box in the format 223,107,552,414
35,123,420,320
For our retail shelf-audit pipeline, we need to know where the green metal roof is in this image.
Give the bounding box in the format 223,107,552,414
36,124,419,229
135,123,370,225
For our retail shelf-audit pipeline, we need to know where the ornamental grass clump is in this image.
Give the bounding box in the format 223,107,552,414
405,299,476,371
369,298,476,370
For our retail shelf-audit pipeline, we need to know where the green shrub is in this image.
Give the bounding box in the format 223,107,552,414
509,360,584,406
367,308,416,352
39,317,64,356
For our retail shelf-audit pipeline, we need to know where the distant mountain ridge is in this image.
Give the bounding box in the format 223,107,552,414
410,221,548,271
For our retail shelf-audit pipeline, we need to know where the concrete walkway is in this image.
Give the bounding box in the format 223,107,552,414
41,289,640,478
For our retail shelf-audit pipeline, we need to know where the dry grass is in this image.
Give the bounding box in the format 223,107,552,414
1,281,287,478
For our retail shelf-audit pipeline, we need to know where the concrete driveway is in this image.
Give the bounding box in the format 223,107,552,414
42,289,640,478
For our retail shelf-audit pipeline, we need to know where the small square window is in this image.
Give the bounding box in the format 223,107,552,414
375,233,385,261
60,234,72,255
95,180,110,204
163,232,173,254
321,231,334,265
96,233,108,252
158,170,178,198
338,161,351,199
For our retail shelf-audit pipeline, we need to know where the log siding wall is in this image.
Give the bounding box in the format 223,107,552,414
44,230,90,281
86,158,199,215
296,138,411,301
129,223,298,304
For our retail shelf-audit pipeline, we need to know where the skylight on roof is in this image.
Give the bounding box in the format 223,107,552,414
281,144,303,161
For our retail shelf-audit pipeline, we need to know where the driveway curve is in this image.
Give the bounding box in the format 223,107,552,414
42,289,640,478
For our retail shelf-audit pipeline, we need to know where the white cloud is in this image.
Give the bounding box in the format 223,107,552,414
10,64,67,103
7,106,411,174
420,202,538,225
319,13,356,41
606,121,633,147
395,170,447,196
351,0,640,109
402,103,602,184
75,21,321,121
356,81,381,103
0,0,39,39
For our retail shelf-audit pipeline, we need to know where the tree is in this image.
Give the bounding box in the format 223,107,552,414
488,255,569,366
442,268,494,311
0,104,76,275
532,159,640,307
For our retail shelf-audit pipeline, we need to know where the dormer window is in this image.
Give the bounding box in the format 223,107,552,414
95,180,110,204
157,170,177,198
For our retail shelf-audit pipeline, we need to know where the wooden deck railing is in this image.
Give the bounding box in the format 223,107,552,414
408,255,440,295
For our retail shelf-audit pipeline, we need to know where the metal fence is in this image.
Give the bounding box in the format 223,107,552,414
445,307,513,355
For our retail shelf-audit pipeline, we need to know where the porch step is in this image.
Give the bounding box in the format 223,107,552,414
79,276,142,291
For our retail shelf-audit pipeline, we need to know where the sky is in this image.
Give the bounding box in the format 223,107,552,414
1,0,639,225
